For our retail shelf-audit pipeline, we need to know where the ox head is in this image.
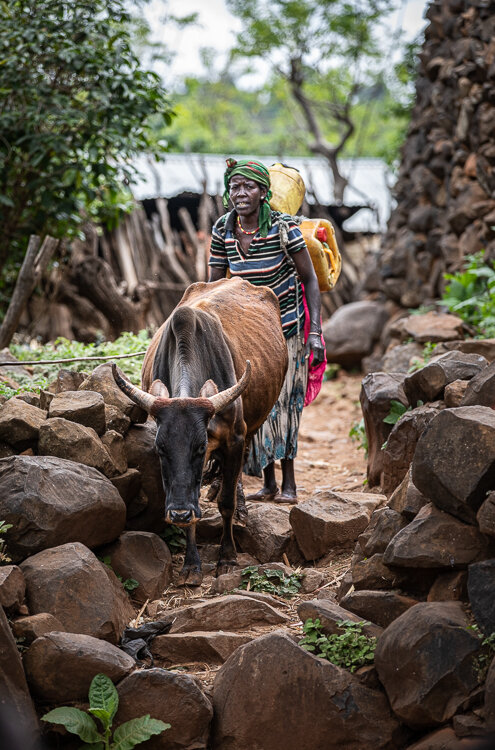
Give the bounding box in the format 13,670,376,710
111,362,251,526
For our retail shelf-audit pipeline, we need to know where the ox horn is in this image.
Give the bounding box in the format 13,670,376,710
111,363,157,413
208,360,251,414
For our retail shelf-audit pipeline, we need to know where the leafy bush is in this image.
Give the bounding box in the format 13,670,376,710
440,251,495,338
299,618,376,672
349,417,368,457
42,673,169,749
1,331,151,400
240,566,302,598
0,520,12,565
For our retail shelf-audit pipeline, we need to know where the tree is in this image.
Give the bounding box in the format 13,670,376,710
226,0,398,201
0,0,174,268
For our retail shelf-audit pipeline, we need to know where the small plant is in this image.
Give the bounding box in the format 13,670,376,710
0,520,12,564
408,341,437,373
383,400,410,426
440,250,495,338
42,673,169,749
98,556,139,594
469,623,495,682
160,525,186,554
299,618,376,673
240,566,302,598
349,418,368,457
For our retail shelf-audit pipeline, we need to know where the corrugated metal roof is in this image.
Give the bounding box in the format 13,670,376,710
130,153,393,233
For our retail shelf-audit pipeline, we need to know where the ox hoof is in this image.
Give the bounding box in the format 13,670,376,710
233,507,248,527
216,560,237,577
177,568,203,587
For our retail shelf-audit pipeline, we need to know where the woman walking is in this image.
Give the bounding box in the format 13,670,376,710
208,158,325,503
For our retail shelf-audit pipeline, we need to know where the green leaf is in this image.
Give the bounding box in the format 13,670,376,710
41,707,101,743
89,674,119,723
111,716,170,750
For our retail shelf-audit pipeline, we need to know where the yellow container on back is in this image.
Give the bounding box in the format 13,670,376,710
268,163,341,292
268,163,306,215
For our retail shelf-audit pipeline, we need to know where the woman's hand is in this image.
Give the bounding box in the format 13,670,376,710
305,332,325,366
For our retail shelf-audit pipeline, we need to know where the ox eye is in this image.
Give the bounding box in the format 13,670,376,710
196,445,206,456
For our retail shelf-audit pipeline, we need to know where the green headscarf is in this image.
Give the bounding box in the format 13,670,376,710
222,158,273,237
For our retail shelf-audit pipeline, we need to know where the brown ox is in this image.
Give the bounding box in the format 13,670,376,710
112,277,288,585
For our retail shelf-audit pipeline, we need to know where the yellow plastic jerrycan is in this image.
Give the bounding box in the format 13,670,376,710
268,163,306,215
268,163,341,292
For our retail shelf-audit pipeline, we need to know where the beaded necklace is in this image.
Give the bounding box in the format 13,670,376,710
237,215,258,235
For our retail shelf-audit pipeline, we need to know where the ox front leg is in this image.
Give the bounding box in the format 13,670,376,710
217,438,244,577
177,524,203,587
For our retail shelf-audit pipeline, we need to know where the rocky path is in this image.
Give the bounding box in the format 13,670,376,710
145,373,368,690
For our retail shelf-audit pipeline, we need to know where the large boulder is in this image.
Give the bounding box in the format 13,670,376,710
467,560,495,636
212,632,402,750
381,341,425,373
374,602,480,728
412,406,495,523
383,504,489,569
358,508,408,557
352,553,407,592
322,301,389,368
79,363,147,423
0,606,39,749
360,372,408,487
152,631,252,666
340,590,419,629
381,402,444,496
20,542,134,644
24,631,135,702
169,595,288,633
388,311,465,344
101,531,173,604
402,351,487,406
478,491,495,538
115,668,212,750
0,455,126,562
124,421,167,533
38,417,117,476
47,389,106,435
236,503,291,562
461,360,495,408
388,466,429,519
0,398,46,449
0,565,25,612
290,490,384,560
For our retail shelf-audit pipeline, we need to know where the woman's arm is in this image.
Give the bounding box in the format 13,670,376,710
208,266,227,282
292,247,325,366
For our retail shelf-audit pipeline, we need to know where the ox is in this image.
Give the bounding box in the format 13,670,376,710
112,277,288,585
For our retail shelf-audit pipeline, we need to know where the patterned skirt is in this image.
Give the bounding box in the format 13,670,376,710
244,331,308,477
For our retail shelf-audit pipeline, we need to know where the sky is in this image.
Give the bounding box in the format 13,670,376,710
143,0,430,86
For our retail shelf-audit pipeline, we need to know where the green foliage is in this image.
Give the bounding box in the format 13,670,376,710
383,399,410,425
299,618,376,672
0,374,50,400
469,624,495,682
160,525,187,555
240,566,302,598
0,0,174,267
4,331,151,396
0,520,12,565
323,363,340,381
408,341,437,373
349,417,368,457
440,251,495,338
42,673,170,749
98,556,139,595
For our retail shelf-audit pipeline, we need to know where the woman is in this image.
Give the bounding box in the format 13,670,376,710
208,158,325,503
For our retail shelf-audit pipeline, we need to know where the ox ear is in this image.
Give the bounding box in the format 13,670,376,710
199,379,219,398
150,379,170,398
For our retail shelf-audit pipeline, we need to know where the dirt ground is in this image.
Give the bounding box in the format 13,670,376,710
242,371,367,500
144,372,370,688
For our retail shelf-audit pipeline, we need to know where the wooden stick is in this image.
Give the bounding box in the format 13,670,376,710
0,235,59,349
0,351,147,367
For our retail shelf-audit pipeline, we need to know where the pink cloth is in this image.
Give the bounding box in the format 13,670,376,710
301,283,327,406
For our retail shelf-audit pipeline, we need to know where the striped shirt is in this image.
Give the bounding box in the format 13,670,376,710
209,211,306,339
